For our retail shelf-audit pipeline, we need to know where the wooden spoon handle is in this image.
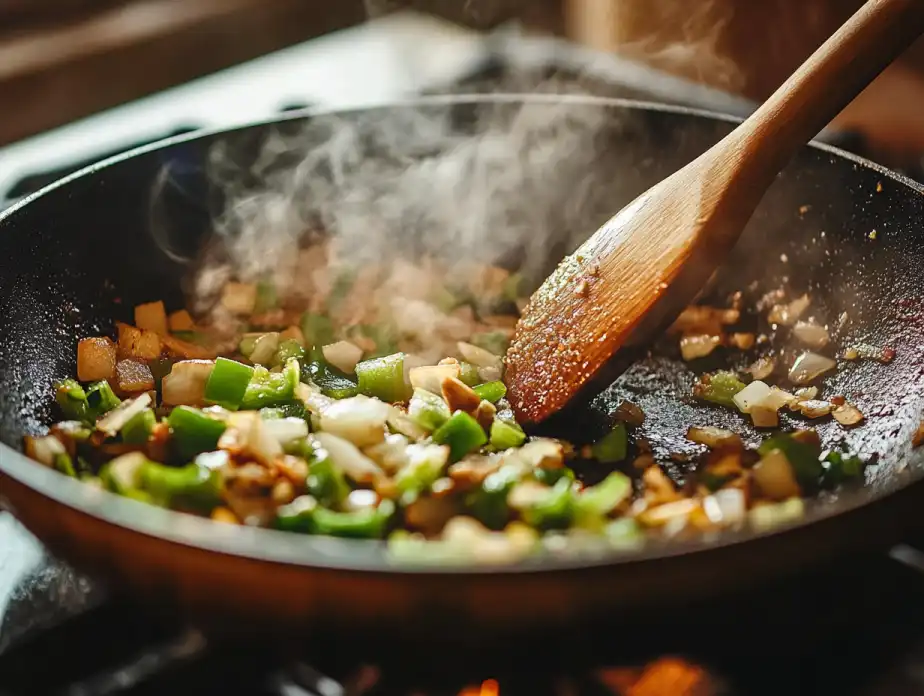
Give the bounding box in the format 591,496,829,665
734,0,924,175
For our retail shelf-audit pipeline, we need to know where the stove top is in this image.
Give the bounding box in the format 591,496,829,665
1,12,924,696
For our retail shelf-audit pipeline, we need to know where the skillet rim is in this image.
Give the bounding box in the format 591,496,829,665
0,92,922,576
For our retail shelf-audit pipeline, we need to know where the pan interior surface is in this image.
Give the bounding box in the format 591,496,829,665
0,95,923,576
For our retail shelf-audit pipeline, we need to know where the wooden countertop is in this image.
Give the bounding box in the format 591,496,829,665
0,0,365,145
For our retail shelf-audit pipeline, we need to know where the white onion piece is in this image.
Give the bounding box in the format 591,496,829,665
797,400,835,418
295,382,334,415
162,360,214,406
409,364,459,395
219,411,282,466
319,395,389,448
793,321,830,349
788,352,836,384
747,357,776,381
477,365,503,383
25,435,66,467
679,334,722,361
750,406,779,428
703,489,746,526
249,333,280,365
833,401,865,426
513,439,563,468
752,449,801,500
402,354,432,384
97,392,153,436
794,386,818,402
322,341,363,374
262,417,309,446
768,294,810,325
364,433,411,474
686,426,741,449
761,387,798,411
457,341,503,369
637,499,699,527
733,380,772,413
385,405,428,441
312,432,383,484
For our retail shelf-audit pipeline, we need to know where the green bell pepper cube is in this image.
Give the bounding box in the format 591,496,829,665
275,495,318,533
86,381,121,417
433,410,488,462
458,362,480,387
304,357,359,400
467,464,526,530
473,381,506,404
311,500,395,539
54,379,92,422
518,476,574,530
240,359,300,410
408,388,451,431
260,402,310,421
395,444,449,495
820,446,867,488
489,418,526,449
100,452,150,498
605,517,644,549
274,339,306,367
591,422,628,464
122,408,156,445
355,353,409,403
533,466,574,487
204,357,254,410
254,279,278,313
306,448,350,507
53,452,77,478
694,371,746,408
300,312,335,349
575,471,631,520
141,460,221,512
167,406,227,461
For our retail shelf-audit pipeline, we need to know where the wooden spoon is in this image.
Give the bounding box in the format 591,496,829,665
505,0,924,428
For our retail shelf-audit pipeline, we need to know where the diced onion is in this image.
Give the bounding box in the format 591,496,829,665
637,499,699,527
750,406,779,428
295,382,334,415
249,333,280,366
761,387,798,411
386,405,428,441
322,341,363,374
312,432,383,484
793,321,830,349
364,433,411,474
219,411,282,466
794,386,818,402
162,360,214,406
833,401,865,426
24,435,66,467
679,334,722,361
409,364,460,395
703,489,746,526
788,352,836,384
752,449,801,500
457,341,502,369
749,497,805,531
97,393,153,436
686,426,742,449
796,400,835,418
768,294,810,325
513,439,563,468
262,417,309,446
733,380,772,413
319,395,389,448
747,357,776,381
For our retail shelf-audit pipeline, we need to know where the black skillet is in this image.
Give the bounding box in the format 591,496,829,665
0,95,922,642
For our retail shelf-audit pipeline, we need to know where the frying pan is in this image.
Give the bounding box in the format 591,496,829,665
0,94,922,642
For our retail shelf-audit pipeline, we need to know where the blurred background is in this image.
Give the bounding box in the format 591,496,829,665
2,0,924,156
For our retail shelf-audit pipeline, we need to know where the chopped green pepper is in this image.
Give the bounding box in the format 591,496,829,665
54,379,91,422
693,371,746,408
86,381,121,417
467,464,525,530
306,448,350,507
759,432,823,490
100,452,149,498
518,476,574,530
408,388,451,431
53,452,77,478
260,402,309,421
122,408,156,445
395,444,449,495
141,460,221,512
300,312,335,348
591,422,628,464
355,353,409,403
240,359,300,410
605,517,644,549
471,331,509,356
473,381,506,404
274,339,306,367
433,410,488,462
458,362,480,387
311,500,394,539
575,471,631,523
820,445,867,488
254,279,278,313
167,406,227,461
238,333,262,359
489,418,526,449
304,358,359,400
533,466,574,487
275,495,318,533
204,357,254,410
